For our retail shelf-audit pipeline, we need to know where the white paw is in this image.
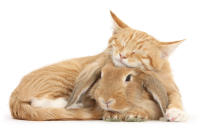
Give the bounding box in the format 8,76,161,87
166,108,188,122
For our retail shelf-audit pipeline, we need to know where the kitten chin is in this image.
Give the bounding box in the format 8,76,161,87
112,55,144,69
112,56,125,67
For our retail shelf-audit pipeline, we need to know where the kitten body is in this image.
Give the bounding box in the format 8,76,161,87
10,51,110,120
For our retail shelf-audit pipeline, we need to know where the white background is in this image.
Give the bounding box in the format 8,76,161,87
0,0,207,130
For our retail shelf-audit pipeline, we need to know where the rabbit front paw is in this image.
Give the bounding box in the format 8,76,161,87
103,111,122,122
124,110,149,122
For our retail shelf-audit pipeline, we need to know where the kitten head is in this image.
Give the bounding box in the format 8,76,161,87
109,11,184,71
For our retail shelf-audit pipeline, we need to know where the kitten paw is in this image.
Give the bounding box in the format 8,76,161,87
166,108,188,122
103,111,122,122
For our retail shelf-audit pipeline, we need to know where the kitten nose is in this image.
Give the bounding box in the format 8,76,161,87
119,53,127,59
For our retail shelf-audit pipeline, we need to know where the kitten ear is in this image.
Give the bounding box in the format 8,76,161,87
110,10,129,34
159,39,185,59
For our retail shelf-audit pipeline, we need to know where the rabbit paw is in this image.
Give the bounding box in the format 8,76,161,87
103,111,122,122
166,108,188,122
124,111,149,122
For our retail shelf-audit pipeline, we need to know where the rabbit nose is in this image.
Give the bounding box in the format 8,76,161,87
105,99,114,108
99,97,115,109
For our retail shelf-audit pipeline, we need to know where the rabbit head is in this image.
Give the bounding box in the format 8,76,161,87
67,62,168,118
88,63,168,116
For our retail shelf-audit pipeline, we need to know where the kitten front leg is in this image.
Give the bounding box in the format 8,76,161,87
166,83,188,122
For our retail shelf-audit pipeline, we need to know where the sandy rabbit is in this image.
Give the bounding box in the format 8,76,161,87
80,63,168,121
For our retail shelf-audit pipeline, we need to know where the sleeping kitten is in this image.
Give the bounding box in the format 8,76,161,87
67,11,187,122
109,11,187,121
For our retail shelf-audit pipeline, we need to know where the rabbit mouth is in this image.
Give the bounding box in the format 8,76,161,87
97,97,130,113
107,107,129,113
100,105,129,113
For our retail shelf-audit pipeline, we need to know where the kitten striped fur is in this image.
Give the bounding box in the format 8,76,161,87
10,50,110,120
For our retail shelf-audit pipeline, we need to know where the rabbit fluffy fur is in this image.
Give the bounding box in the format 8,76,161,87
84,63,168,121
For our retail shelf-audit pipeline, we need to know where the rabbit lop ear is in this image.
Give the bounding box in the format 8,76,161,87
65,63,102,109
65,52,110,109
142,74,168,117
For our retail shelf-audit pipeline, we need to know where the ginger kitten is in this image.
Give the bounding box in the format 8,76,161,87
109,11,187,121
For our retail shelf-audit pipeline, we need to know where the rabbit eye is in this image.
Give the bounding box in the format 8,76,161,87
100,72,103,78
125,74,132,82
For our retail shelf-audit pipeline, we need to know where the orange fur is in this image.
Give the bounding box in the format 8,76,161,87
9,51,110,120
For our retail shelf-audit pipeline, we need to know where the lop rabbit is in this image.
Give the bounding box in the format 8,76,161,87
78,63,168,121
